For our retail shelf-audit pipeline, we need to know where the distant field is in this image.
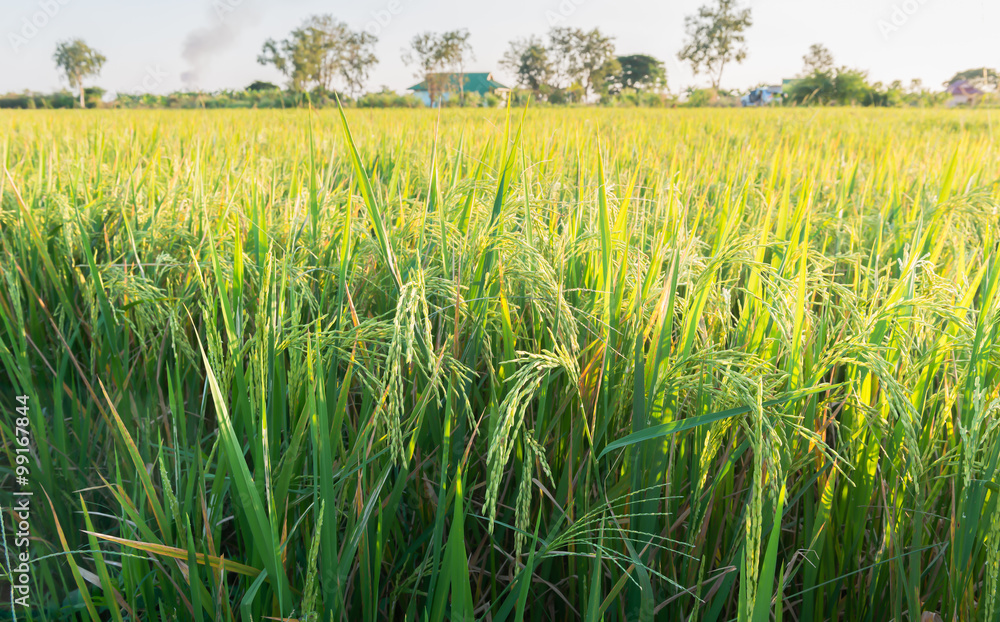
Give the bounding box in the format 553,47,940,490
1,108,998,621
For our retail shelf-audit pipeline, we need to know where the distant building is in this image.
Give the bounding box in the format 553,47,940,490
741,85,784,107
407,72,509,107
946,80,984,107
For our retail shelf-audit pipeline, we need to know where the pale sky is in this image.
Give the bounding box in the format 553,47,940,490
1,0,997,97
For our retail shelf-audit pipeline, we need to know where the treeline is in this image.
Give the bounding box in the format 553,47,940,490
785,73,950,108
0,86,668,110
111,86,427,110
0,86,425,110
0,81,961,111
0,80,427,110
780,45,952,107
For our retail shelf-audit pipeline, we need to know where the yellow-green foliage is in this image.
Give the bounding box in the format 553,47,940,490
0,108,998,621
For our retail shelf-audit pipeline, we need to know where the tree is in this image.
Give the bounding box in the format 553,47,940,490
83,87,106,109
786,71,835,105
402,30,475,106
53,39,106,108
902,79,949,107
258,15,378,95
609,54,667,95
439,30,475,104
803,44,834,74
500,36,552,95
340,30,379,97
945,68,998,91
547,27,617,100
834,69,875,105
247,81,280,92
259,16,342,91
786,66,877,106
591,58,623,99
677,0,752,90
575,29,618,99
402,32,449,106
546,27,579,90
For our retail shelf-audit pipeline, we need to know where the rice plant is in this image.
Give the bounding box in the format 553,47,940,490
0,107,998,621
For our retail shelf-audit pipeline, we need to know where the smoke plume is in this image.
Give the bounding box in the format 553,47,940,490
181,0,260,88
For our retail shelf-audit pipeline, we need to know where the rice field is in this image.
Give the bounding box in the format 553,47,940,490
1,107,998,621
